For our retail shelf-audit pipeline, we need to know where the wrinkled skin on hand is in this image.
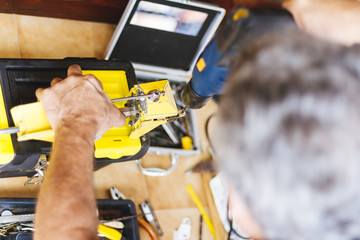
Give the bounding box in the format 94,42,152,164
35,64,125,138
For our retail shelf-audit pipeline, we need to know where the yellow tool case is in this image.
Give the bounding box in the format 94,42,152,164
0,58,150,179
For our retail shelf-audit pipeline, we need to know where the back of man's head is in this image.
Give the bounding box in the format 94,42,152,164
214,27,360,240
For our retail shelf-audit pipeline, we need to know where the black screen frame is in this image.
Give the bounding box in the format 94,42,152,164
109,0,221,71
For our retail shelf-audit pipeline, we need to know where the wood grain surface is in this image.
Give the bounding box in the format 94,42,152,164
0,0,283,23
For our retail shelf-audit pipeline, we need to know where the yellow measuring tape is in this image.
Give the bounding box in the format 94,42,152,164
186,184,216,239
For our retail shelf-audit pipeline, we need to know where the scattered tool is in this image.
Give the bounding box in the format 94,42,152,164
186,184,216,239
186,157,228,239
0,214,34,225
161,122,180,144
199,215,203,240
112,90,165,103
109,187,159,240
0,127,20,135
102,221,124,230
98,224,126,240
139,200,163,236
173,217,191,240
110,187,126,201
136,217,158,240
185,160,215,174
0,212,127,240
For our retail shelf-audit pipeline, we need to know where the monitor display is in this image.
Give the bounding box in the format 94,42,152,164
130,1,208,36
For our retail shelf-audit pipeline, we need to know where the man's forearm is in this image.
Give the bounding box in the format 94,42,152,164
34,120,98,240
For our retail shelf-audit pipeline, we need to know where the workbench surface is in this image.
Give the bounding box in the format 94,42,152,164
0,13,224,240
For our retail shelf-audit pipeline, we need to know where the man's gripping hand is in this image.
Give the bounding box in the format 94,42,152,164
35,64,126,139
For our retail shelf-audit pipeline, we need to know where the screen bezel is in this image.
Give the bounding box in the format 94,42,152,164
106,0,224,71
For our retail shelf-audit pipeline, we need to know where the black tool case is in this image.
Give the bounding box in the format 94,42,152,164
0,58,149,179
0,198,140,240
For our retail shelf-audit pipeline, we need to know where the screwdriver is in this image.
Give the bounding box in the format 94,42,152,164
0,91,165,136
98,224,127,240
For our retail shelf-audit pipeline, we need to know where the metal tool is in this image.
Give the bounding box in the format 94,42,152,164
161,122,180,144
185,160,215,174
23,155,49,186
199,215,203,240
1,223,18,236
0,214,34,225
101,214,142,223
101,221,124,230
112,90,165,103
0,213,128,239
173,217,191,240
110,187,126,201
140,200,163,236
0,127,20,135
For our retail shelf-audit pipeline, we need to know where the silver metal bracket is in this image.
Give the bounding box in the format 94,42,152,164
110,186,126,200
136,153,179,177
24,155,49,186
174,217,191,240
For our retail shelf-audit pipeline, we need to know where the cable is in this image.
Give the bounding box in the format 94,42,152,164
205,115,251,240
204,113,217,155
137,217,158,240
227,199,252,240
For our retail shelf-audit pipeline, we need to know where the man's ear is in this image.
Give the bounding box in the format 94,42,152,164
228,185,265,240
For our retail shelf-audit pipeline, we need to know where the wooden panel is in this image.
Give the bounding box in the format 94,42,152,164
0,0,127,23
0,0,282,24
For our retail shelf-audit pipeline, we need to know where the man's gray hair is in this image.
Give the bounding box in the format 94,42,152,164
214,27,360,240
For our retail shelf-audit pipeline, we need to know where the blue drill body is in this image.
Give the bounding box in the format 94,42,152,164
181,6,294,109
190,38,229,98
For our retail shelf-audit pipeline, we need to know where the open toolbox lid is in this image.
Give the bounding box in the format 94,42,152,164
105,0,225,82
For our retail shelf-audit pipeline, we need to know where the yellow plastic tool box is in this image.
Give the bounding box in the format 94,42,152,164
0,58,180,179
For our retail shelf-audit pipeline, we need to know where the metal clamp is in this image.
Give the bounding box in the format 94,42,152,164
24,155,48,186
24,169,44,186
136,153,179,177
112,90,165,103
110,187,126,200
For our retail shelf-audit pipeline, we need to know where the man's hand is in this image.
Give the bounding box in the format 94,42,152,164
35,64,125,138
35,64,127,240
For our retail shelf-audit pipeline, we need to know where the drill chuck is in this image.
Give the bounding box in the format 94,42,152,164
181,80,211,109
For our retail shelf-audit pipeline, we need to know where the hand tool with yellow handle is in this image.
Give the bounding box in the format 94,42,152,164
98,224,127,240
0,70,185,160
